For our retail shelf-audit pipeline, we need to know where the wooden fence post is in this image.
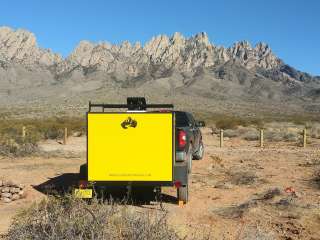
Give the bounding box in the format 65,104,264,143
63,127,68,145
303,128,307,148
220,129,224,148
259,129,264,148
22,126,26,139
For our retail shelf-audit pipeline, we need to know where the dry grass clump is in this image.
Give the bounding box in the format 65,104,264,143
223,129,239,138
215,117,247,130
264,130,299,142
4,196,179,240
243,130,259,141
313,170,320,189
0,133,39,157
0,117,86,141
0,117,86,157
214,117,263,130
210,120,320,143
194,111,264,130
262,122,303,142
229,171,259,186
308,122,320,139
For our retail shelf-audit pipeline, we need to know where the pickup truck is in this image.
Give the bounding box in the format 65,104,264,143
76,98,205,204
174,111,205,201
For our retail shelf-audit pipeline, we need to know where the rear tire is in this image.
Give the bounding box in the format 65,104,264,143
193,141,204,160
177,185,188,204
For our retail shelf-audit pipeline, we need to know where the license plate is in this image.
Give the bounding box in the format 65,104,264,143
74,189,93,198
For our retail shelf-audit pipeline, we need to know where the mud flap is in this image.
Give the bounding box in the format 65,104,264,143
174,164,188,186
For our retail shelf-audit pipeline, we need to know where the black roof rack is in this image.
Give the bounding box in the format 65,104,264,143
89,97,174,112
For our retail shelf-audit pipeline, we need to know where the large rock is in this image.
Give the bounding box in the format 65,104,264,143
0,179,26,203
2,197,12,203
1,192,12,198
11,194,20,201
1,187,9,193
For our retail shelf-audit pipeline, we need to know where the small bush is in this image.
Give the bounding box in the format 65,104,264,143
309,123,320,139
223,129,239,138
5,196,179,240
0,141,38,157
43,126,64,140
229,171,258,186
265,131,283,142
283,132,299,142
243,131,259,141
0,117,86,157
263,130,300,142
215,118,246,130
0,117,86,142
0,132,39,157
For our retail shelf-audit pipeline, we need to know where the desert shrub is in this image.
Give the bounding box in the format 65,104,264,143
0,116,85,156
0,141,38,157
212,114,264,130
309,123,320,139
229,171,258,185
0,117,86,141
43,126,64,139
264,130,300,142
215,118,246,130
0,130,40,157
5,196,179,240
243,131,259,141
283,132,299,142
223,129,239,138
265,131,283,142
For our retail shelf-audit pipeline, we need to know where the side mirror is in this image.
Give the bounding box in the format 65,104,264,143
196,121,205,127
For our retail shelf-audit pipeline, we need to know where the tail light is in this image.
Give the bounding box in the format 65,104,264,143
174,180,182,189
79,180,88,189
178,130,187,149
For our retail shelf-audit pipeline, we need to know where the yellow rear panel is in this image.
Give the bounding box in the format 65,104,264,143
87,112,173,182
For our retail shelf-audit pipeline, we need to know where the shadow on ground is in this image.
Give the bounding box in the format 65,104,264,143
34,173,177,206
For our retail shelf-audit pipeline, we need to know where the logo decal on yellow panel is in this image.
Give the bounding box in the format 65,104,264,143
121,117,137,129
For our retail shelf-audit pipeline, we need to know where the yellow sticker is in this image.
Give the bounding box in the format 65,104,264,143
74,189,93,199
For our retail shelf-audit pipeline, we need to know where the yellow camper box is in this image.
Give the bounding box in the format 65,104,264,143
87,112,174,182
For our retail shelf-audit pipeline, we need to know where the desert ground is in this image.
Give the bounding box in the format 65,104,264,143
0,128,320,239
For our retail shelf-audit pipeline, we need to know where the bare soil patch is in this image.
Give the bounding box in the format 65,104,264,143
0,130,320,239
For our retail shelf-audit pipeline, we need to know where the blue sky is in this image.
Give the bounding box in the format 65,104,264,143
0,0,319,75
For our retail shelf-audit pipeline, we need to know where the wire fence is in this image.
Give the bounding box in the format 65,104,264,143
210,127,319,148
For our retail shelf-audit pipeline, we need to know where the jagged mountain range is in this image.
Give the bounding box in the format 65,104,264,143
0,26,319,117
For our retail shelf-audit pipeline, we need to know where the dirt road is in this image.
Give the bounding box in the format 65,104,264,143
1,128,320,239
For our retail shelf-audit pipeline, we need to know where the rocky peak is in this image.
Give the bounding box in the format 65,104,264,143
61,31,284,75
0,27,286,78
144,34,170,58
228,40,280,69
192,32,210,46
0,26,62,67
133,42,141,50
68,40,95,65
171,32,185,45
255,42,269,52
